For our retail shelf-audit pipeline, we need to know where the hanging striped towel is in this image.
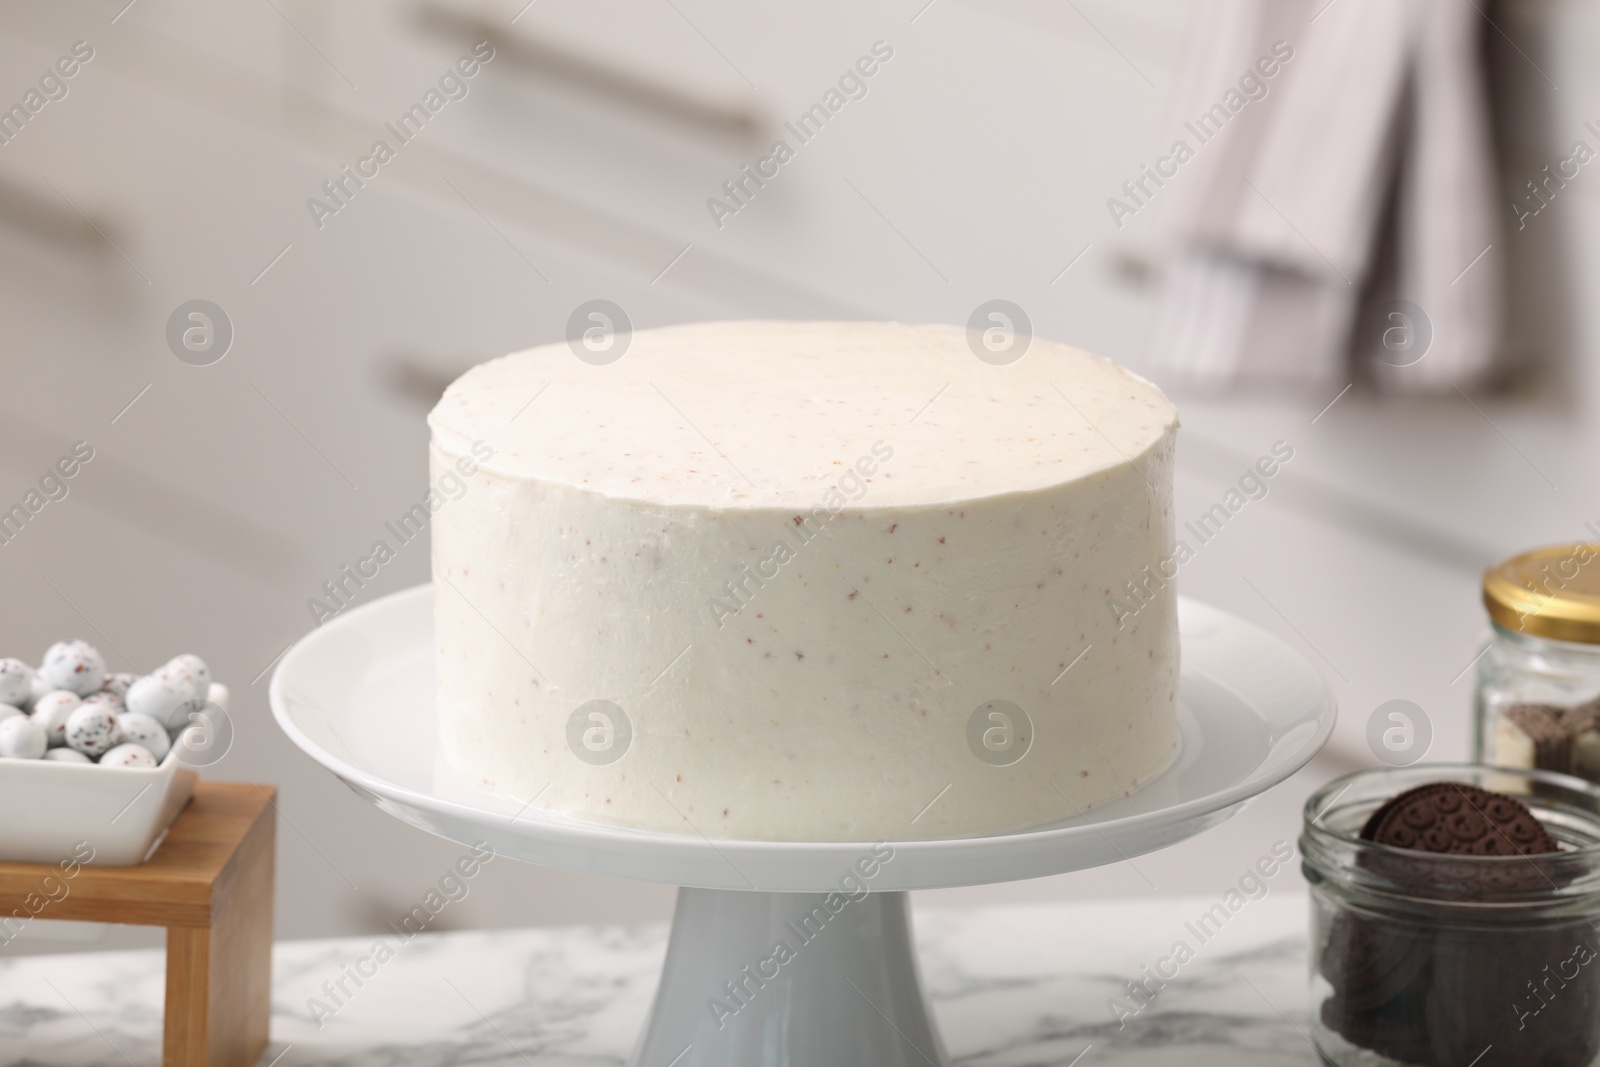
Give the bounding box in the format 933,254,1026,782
1145,0,1502,392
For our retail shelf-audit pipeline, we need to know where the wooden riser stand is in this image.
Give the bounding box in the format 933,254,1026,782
0,782,275,1066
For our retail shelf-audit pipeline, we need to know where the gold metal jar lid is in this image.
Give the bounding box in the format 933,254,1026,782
1484,544,1600,644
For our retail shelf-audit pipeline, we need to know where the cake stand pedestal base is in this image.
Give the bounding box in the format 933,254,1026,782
272,589,1338,1067
633,887,947,1067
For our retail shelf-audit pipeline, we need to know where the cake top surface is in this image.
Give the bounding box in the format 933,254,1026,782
429,320,1176,509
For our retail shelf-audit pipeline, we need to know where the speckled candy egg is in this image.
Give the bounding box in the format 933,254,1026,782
0,704,22,723
42,747,91,763
64,703,122,757
99,743,156,768
115,712,170,762
0,659,34,706
83,690,126,715
23,672,49,710
0,715,47,759
39,639,106,696
30,690,81,746
162,655,210,705
125,672,193,730
101,672,136,700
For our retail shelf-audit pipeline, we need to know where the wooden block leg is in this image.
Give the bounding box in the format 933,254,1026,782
163,808,276,1066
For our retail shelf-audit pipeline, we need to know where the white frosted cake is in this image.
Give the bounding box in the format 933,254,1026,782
428,321,1180,841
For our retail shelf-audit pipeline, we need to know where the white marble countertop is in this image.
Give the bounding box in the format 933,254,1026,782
0,893,1315,1066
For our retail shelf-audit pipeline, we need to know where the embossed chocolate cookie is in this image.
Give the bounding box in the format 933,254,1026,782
1323,782,1584,1066
1361,782,1558,857
1319,911,1431,1013
1428,926,1600,1067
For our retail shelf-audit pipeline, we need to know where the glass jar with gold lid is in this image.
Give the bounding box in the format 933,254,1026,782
1475,544,1600,778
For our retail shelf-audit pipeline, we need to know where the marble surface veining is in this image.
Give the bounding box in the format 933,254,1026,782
0,894,1315,1066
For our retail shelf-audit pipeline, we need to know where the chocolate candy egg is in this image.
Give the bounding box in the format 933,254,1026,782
23,672,49,711
64,704,122,757
42,747,91,763
163,655,210,705
115,712,170,762
83,690,126,715
125,672,193,730
0,659,34,706
40,639,106,697
0,715,47,759
31,690,81,746
101,672,136,700
99,743,156,768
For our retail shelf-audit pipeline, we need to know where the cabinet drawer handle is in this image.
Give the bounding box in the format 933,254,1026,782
415,4,763,142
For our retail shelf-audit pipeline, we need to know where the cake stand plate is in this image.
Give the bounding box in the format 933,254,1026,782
271,585,1335,1067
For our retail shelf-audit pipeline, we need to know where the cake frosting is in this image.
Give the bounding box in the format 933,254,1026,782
428,320,1180,841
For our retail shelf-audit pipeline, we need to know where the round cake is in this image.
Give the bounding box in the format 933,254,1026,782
428,320,1180,841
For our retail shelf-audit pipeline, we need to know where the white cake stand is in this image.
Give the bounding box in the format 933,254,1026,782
271,585,1334,1067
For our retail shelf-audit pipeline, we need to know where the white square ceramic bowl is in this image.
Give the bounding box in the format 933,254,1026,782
0,683,228,866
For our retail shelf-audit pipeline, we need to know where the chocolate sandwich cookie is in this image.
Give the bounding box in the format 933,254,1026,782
1318,911,1434,1063
1319,910,1431,1013
1359,782,1560,899
1361,781,1558,857
1428,924,1600,1067
1322,781,1578,1066
1358,781,1455,841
